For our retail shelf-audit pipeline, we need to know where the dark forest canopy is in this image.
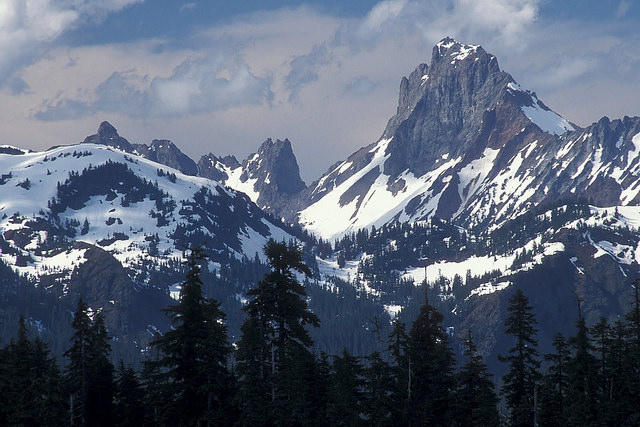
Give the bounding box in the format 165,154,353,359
1,242,640,425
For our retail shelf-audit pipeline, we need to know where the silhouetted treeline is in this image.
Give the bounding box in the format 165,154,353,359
2,241,640,426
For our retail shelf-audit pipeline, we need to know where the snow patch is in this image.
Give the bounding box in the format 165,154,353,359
521,101,574,135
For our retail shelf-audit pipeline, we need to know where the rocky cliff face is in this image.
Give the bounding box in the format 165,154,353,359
133,139,199,176
198,138,306,218
293,38,640,241
83,121,134,152
82,122,199,176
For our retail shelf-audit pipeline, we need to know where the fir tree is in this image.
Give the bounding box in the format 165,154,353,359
623,279,640,423
386,318,411,424
538,333,570,426
565,305,599,424
407,288,455,426
451,330,499,426
235,239,320,426
114,361,145,427
499,289,540,427
326,349,365,426
1,316,65,426
590,317,615,423
145,246,234,426
362,351,396,426
87,312,115,426
234,317,271,426
65,298,114,427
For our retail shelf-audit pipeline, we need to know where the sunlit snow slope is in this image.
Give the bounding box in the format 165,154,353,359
0,143,292,283
296,38,640,241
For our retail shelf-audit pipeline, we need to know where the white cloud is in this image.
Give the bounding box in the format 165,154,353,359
180,2,196,13
616,1,631,18
342,0,541,51
35,54,273,119
2,1,640,182
360,0,408,33
285,43,332,101
0,0,142,87
344,75,378,96
543,57,596,87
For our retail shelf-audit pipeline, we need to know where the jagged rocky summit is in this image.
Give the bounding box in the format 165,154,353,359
198,138,306,218
83,122,198,176
3,37,640,371
293,37,640,241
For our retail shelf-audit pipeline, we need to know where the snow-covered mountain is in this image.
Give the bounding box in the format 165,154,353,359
0,138,295,346
198,137,306,218
3,37,640,369
84,121,200,176
0,142,291,272
292,38,640,241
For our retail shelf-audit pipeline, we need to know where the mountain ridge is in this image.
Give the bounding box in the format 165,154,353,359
2,37,640,372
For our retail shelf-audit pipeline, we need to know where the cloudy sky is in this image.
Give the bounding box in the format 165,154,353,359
1,0,639,182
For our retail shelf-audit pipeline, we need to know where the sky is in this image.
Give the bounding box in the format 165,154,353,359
0,0,639,183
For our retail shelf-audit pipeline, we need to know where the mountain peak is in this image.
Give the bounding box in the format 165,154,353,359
98,120,117,135
83,121,134,152
133,139,198,176
430,37,498,72
433,37,479,60
251,138,305,195
431,37,496,68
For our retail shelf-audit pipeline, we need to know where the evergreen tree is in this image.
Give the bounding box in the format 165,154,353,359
538,333,570,426
608,320,632,424
308,352,332,426
145,247,234,426
590,317,615,423
407,288,455,426
0,316,65,426
65,298,92,427
234,317,271,426
499,289,540,427
235,239,320,426
87,312,115,426
386,318,411,424
362,351,395,426
65,298,115,427
114,361,145,427
31,336,67,425
565,306,599,424
326,349,365,426
451,330,500,426
623,280,640,424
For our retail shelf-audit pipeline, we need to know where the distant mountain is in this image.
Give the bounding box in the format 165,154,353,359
3,38,640,375
229,37,640,369
198,137,307,218
0,139,294,348
83,122,199,176
292,38,599,240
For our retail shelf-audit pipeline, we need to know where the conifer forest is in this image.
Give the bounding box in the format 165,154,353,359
2,240,640,426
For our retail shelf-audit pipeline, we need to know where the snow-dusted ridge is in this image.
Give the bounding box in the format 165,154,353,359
0,143,293,282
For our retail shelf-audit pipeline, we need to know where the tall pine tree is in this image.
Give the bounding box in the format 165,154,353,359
565,306,599,425
65,298,115,427
623,279,640,423
499,289,540,427
451,330,500,426
0,316,65,426
145,246,234,426
326,349,365,426
114,361,145,427
538,333,570,425
386,318,411,424
362,351,395,426
407,288,455,426
235,239,320,426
